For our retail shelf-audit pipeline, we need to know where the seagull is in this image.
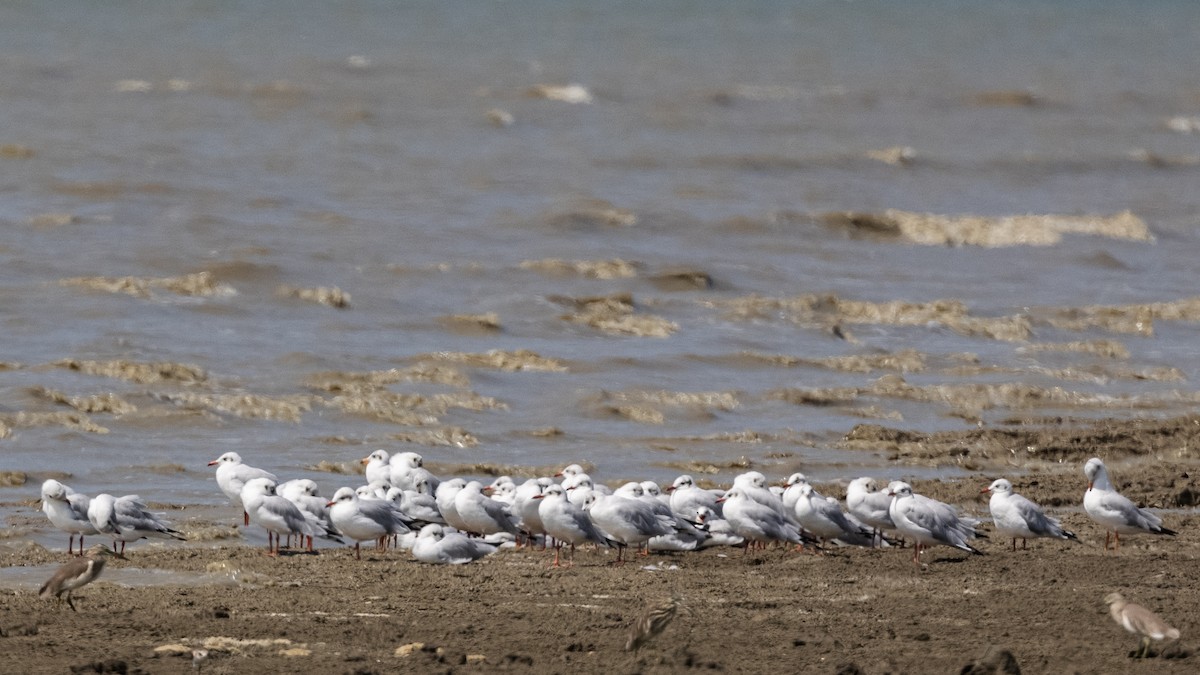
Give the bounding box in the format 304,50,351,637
208,452,277,526
646,522,708,552
40,544,115,611
86,493,186,554
562,473,612,502
887,481,984,563
614,482,701,552
583,491,675,563
1105,592,1181,658
388,452,432,491
640,481,670,506
357,480,394,500
716,488,806,552
435,478,471,532
780,472,814,514
361,449,392,485
733,471,795,523
534,484,613,566
279,479,338,550
41,480,99,555
691,506,744,548
327,486,411,559
1084,457,1177,551
454,481,523,537
241,477,338,556
792,483,875,547
982,478,1076,551
488,479,518,506
411,524,497,564
615,482,677,520
555,463,587,481
846,477,897,546
394,479,446,526
667,474,723,517
513,477,553,547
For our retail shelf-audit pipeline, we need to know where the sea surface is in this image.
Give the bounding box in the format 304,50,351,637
3,0,1200,547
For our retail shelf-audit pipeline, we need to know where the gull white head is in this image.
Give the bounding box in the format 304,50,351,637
207,451,244,467
535,483,567,501
328,486,358,506
733,471,767,489
715,488,745,504
41,479,71,501
556,463,586,479
562,473,594,491
418,523,445,540
390,452,424,469
669,475,695,492
242,476,276,497
364,449,389,462
1084,457,1110,490
615,482,644,498
983,478,1013,495
886,481,913,498
785,472,808,487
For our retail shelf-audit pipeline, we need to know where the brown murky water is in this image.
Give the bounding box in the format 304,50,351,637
3,2,1200,551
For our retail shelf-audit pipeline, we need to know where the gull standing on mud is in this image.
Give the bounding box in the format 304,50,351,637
327,486,410,559
792,483,875,547
513,477,553,545
41,479,99,555
846,477,897,545
208,452,277,526
534,484,612,566
435,478,470,532
1083,457,1176,551
667,474,723,517
454,481,522,537
717,488,805,551
887,481,984,563
1104,592,1181,658
395,478,446,526
982,479,1076,551
279,479,338,549
86,493,186,554
583,490,675,563
241,477,337,556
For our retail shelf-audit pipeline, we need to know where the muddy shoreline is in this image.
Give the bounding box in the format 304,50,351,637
1,416,1198,674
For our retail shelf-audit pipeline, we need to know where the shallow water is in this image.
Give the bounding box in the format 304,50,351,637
3,1,1200,547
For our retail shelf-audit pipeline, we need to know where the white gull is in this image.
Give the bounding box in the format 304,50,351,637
1083,457,1176,551
983,478,1076,551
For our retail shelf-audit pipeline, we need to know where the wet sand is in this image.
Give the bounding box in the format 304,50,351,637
1,418,1197,674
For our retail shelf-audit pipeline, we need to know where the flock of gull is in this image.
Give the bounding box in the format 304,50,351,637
38,451,1177,566
34,451,1185,654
